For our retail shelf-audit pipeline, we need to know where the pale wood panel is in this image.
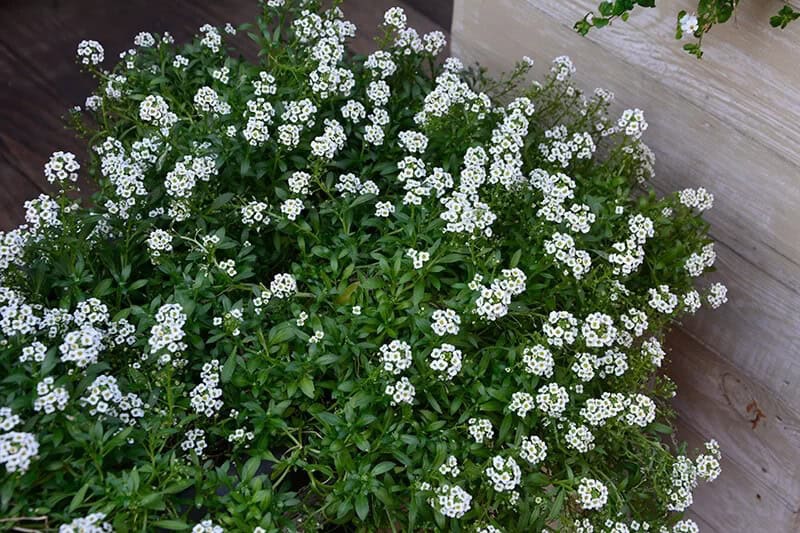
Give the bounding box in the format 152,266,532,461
668,328,800,525
451,0,800,413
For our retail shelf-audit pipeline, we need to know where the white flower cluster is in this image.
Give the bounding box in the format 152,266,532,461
253,72,277,96
543,310,578,346
134,31,156,47
522,344,555,378
707,282,728,309
642,336,666,367
139,94,179,132
384,375,415,405
648,285,679,314
189,360,224,417
270,272,297,299
280,198,304,221
192,520,224,533
416,65,490,126
484,455,521,492
164,154,218,205
24,194,62,235
59,512,113,533
199,24,222,53
288,171,311,195
227,426,255,444
667,455,697,512
536,382,570,418
438,455,461,477
544,232,592,279
684,243,716,277
474,268,527,321
194,86,231,116
0,428,39,473
335,173,379,197
487,97,535,190
508,391,535,418
181,428,208,456
519,435,547,464
218,258,237,277
571,352,597,382
431,483,472,518
579,392,626,426
59,324,105,368
551,55,576,81
241,200,270,229
431,308,460,336
582,312,617,348
311,119,346,159
616,108,648,140
44,151,81,186
398,130,428,153
577,477,608,510
624,394,657,427
147,228,173,261
80,374,144,424
439,146,497,237
378,339,413,374
0,407,21,432
77,40,104,66
467,417,494,443
148,303,188,365
406,248,430,269
243,97,275,146
33,377,69,413
695,439,722,482
374,200,395,218
364,50,396,79
565,423,595,453
678,188,714,212
428,343,463,380
340,99,366,122
620,308,649,337
608,214,654,277
538,126,596,168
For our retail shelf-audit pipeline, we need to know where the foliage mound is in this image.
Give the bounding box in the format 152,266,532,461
0,1,726,531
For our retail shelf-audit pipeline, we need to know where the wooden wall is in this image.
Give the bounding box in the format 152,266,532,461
451,1,800,531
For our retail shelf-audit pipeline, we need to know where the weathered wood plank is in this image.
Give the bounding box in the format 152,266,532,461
451,0,800,413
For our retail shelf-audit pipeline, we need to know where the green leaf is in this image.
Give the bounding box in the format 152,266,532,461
151,520,190,530
299,376,315,398
355,493,370,521
242,456,261,481
546,489,565,522
371,461,395,476
510,248,522,268
69,482,90,512
221,351,237,383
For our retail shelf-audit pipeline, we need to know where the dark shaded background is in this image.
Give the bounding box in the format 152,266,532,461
0,0,451,229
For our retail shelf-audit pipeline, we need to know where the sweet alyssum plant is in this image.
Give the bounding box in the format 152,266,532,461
0,1,728,531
